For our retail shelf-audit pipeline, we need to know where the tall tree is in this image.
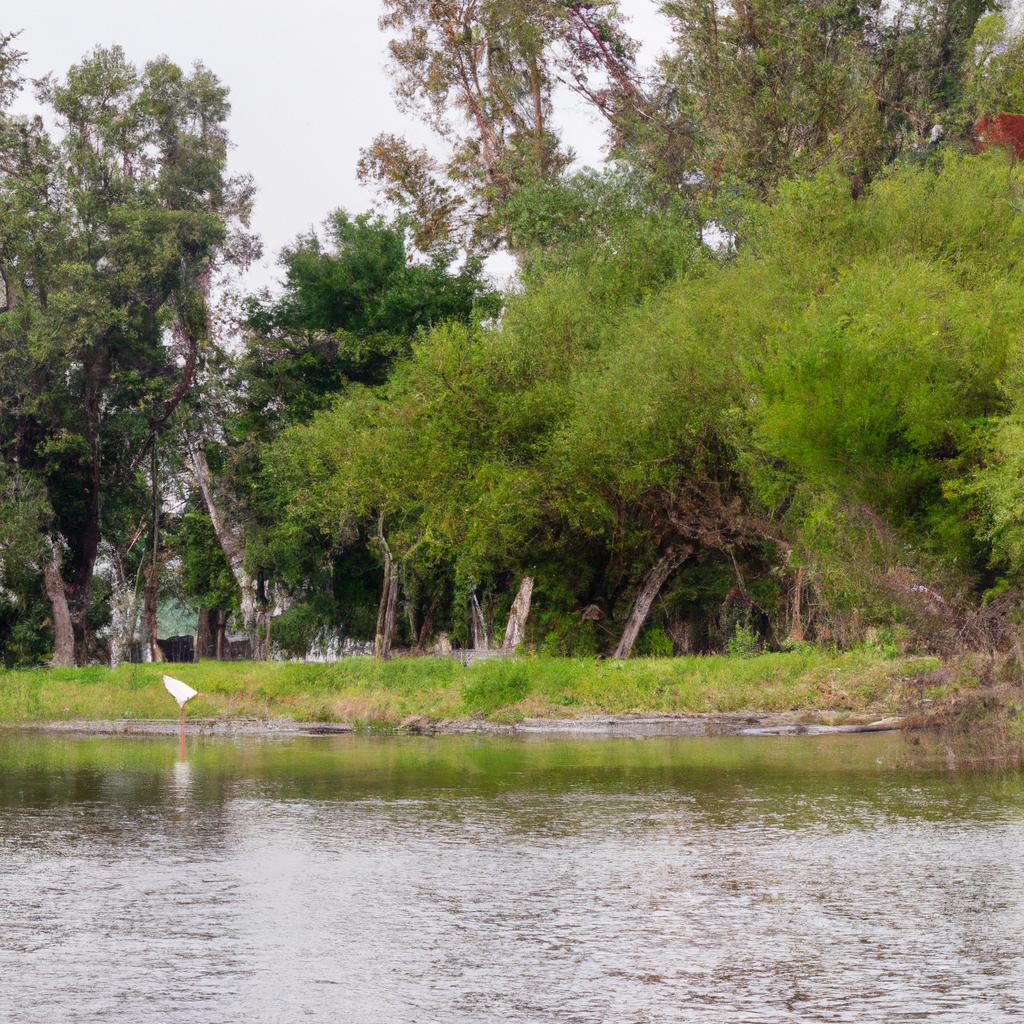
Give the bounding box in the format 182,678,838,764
239,210,496,434
191,210,496,659
659,0,999,197
0,46,253,664
359,0,650,253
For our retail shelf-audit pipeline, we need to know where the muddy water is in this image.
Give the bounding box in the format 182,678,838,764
0,732,1022,1023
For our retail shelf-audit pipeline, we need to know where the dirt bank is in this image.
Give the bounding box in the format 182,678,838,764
4,710,904,739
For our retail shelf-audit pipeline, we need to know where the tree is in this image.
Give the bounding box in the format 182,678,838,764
658,1,1000,198
263,185,708,655
191,210,496,659
239,210,496,434
0,46,253,664
960,12,1024,121
359,0,652,253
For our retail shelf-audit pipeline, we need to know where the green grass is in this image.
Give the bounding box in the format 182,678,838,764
0,650,936,727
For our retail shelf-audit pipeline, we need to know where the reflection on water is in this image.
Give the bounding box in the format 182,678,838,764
0,732,1022,1023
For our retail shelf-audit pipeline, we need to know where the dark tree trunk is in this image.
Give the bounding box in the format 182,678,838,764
214,609,226,661
382,564,398,658
144,447,163,662
614,547,690,660
502,577,534,652
415,596,438,654
143,566,162,662
788,565,805,644
67,350,110,664
195,607,212,661
43,546,75,668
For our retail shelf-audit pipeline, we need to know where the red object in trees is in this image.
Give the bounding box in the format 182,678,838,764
975,113,1024,158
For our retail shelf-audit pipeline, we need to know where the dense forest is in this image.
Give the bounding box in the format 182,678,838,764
2,1,1024,668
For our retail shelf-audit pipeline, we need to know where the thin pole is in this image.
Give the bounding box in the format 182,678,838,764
179,704,186,760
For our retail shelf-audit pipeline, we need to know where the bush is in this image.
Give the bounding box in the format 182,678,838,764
538,614,600,657
726,622,759,658
272,599,337,659
636,625,674,657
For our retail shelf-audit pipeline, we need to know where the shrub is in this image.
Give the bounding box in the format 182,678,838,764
726,622,759,658
636,625,674,657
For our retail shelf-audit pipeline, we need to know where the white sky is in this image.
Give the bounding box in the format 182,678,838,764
9,1,672,291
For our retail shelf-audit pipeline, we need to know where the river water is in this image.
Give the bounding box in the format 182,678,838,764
0,731,1021,1023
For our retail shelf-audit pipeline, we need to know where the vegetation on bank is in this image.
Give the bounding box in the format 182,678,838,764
2,5,1024,696
0,651,937,726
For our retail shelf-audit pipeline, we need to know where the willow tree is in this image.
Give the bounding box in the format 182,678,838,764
0,46,253,665
263,182,707,656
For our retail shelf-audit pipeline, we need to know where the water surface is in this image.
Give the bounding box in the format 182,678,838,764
0,731,1021,1023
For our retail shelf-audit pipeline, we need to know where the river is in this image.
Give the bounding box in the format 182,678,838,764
0,731,1021,1023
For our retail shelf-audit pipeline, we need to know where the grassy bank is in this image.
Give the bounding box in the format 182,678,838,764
0,650,936,727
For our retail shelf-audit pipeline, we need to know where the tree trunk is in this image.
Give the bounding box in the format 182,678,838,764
142,564,163,662
502,576,534,652
195,607,211,661
251,572,273,661
144,447,163,662
43,546,75,668
215,609,226,661
614,547,690,660
106,541,145,668
108,586,135,668
188,438,268,660
382,564,398,658
788,565,805,644
416,596,438,654
68,350,110,664
374,555,399,660
405,600,417,650
469,591,489,650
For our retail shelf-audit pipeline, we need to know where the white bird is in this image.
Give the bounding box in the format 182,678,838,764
163,675,198,709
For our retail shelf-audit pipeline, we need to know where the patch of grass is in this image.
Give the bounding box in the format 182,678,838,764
461,662,530,714
0,650,937,727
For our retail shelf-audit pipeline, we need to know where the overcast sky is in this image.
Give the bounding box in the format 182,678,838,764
10,1,672,291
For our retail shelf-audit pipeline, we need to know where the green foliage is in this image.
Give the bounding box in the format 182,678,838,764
360,1,642,253
265,149,1024,655
263,191,708,646
177,509,238,613
0,462,51,587
239,210,497,434
661,0,999,196
960,13,1024,120
538,615,601,658
636,626,675,658
662,0,882,195
726,623,760,659
0,594,51,668
0,43,250,662
6,14,1024,670
271,599,336,659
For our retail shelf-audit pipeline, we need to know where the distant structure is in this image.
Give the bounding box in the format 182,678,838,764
974,113,1024,158
126,599,251,664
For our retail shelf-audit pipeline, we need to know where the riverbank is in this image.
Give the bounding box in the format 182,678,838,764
0,650,935,731
3,710,906,738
